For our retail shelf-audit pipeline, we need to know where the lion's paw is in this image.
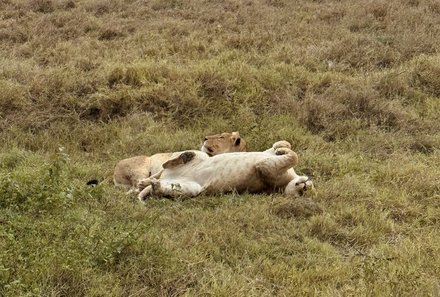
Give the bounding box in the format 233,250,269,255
138,177,160,189
149,178,161,191
272,140,291,150
163,151,196,169
138,185,153,203
180,151,196,163
138,178,152,190
275,147,293,156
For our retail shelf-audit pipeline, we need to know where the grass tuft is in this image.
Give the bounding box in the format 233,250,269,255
271,197,323,219
29,0,54,13
410,55,440,97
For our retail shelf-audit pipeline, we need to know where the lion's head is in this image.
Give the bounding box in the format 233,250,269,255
285,176,316,197
201,131,246,156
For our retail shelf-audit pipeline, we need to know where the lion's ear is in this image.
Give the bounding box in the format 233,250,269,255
234,137,241,146
231,131,241,146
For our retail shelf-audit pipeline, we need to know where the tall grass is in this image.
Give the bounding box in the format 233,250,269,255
1,0,439,295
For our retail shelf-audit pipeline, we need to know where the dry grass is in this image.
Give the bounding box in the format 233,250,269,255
1,0,440,296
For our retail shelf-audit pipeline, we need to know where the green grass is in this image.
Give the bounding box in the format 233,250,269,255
1,0,440,296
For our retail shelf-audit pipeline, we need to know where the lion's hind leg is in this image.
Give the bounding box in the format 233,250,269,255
157,180,203,198
138,185,153,203
139,178,203,200
137,176,161,202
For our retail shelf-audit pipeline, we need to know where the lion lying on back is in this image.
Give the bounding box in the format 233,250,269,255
137,141,314,201
113,132,246,189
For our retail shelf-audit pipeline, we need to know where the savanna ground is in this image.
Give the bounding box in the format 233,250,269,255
1,0,440,295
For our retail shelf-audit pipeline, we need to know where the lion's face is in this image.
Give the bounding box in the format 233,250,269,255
201,131,246,156
286,176,315,197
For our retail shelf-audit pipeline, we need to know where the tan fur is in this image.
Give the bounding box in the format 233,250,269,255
113,132,246,189
137,141,315,201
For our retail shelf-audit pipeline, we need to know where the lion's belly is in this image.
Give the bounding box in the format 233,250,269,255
192,156,268,193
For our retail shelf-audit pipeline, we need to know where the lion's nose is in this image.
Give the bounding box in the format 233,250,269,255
204,137,208,141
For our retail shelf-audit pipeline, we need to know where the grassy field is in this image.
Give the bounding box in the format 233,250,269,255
1,0,440,295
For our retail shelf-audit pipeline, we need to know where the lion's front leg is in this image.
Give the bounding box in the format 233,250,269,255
256,147,299,179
